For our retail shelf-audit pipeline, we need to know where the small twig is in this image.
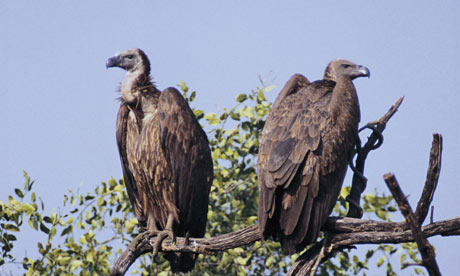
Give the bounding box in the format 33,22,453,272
430,206,434,224
402,262,424,268
384,173,441,276
415,134,442,224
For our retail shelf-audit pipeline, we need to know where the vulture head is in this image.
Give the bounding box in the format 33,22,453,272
106,48,153,103
106,48,151,74
323,59,370,82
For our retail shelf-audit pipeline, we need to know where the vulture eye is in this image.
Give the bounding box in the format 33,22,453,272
125,55,134,60
342,64,351,69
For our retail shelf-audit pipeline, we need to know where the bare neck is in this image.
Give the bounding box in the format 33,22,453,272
121,68,150,103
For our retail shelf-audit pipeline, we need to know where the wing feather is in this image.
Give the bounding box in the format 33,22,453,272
258,80,336,249
157,87,213,237
116,103,146,227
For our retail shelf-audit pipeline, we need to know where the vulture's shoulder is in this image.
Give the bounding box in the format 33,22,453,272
158,87,189,113
156,87,205,140
271,73,310,111
156,87,210,158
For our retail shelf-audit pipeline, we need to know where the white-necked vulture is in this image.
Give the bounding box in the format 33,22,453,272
258,59,370,254
106,48,213,272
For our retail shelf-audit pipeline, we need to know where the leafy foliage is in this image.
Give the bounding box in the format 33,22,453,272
1,83,423,275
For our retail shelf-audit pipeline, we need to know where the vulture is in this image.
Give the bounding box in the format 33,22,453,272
106,48,213,273
258,59,370,254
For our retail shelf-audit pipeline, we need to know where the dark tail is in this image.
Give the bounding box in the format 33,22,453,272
164,252,197,273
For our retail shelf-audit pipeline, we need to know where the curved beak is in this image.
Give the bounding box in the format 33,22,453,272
106,55,121,69
355,65,370,78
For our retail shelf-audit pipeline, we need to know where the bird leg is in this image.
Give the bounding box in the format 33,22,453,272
151,214,176,259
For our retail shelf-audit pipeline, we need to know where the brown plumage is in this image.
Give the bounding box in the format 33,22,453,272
258,59,370,254
107,48,213,273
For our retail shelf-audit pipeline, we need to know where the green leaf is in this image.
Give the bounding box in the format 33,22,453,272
5,234,17,241
15,188,24,199
39,223,50,234
204,113,221,125
125,217,138,234
265,255,274,267
61,225,73,236
190,91,196,102
23,171,30,190
21,203,35,214
43,216,53,224
28,216,38,230
70,260,83,272
179,80,188,93
49,226,56,239
4,224,20,232
236,256,247,265
236,93,248,103
194,109,204,119
97,197,105,208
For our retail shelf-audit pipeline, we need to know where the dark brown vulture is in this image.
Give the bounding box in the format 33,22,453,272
258,59,370,254
106,48,213,273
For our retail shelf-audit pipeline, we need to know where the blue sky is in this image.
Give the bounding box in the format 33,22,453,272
2,1,460,274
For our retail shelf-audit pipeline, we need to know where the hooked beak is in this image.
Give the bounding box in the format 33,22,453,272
355,65,370,78
106,55,121,69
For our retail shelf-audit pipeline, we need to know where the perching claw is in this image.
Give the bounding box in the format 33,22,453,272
151,214,176,260
151,229,176,260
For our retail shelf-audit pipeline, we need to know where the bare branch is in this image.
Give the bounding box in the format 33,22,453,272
110,225,261,276
110,215,460,276
416,134,443,224
347,97,404,218
384,173,441,276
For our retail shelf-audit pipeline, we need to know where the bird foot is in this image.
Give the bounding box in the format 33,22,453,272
151,229,176,259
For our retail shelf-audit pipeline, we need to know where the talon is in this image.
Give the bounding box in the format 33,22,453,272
151,230,175,260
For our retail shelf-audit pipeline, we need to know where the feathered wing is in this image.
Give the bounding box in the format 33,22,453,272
116,102,146,228
156,87,213,272
258,80,348,254
157,87,213,237
271,74,310,112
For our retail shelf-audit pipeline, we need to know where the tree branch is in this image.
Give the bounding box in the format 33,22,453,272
384,173,441,276
347,97,404,218
415,134,442,224
110,216,460,275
